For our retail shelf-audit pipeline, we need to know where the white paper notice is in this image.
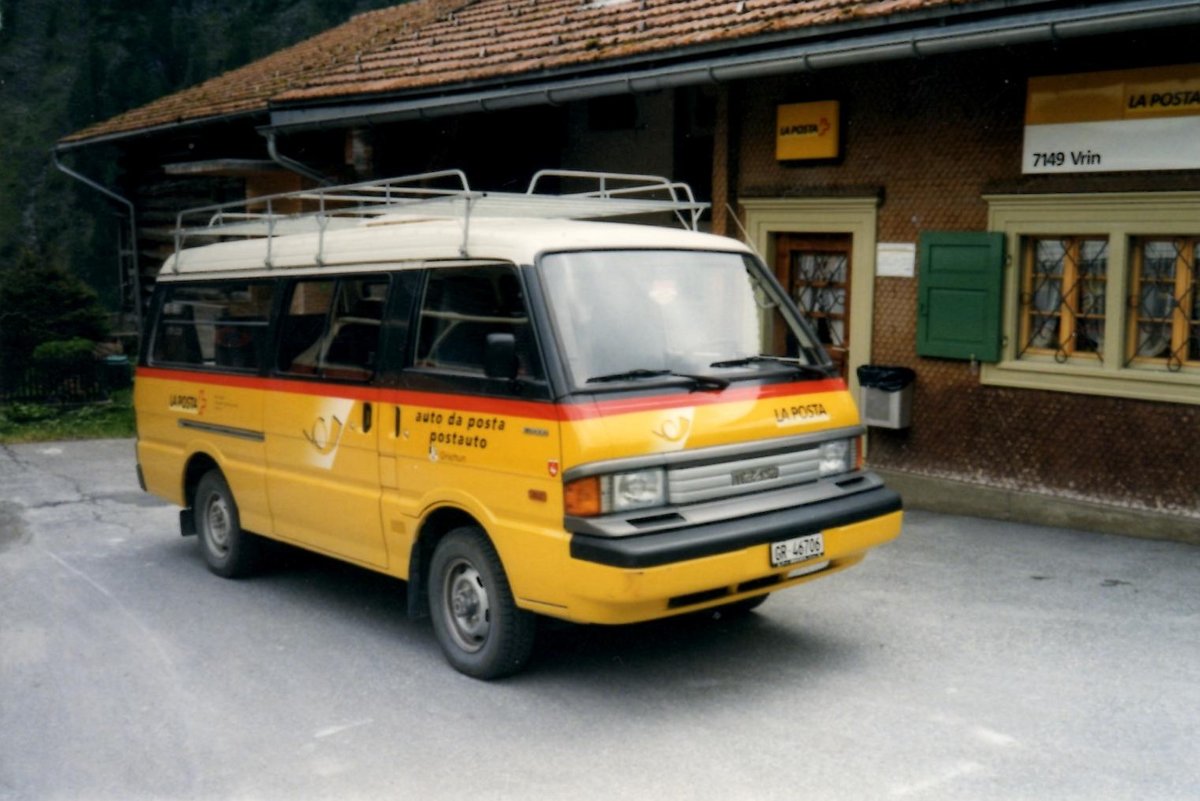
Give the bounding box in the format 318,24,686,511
876,242,915,278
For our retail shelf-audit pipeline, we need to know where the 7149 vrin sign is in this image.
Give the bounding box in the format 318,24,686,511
1023,64,1200,174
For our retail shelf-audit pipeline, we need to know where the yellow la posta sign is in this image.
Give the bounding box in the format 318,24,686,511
1024,64,1200,173
776,101,840,161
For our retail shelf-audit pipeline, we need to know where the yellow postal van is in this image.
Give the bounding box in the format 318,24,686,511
135,170,902,678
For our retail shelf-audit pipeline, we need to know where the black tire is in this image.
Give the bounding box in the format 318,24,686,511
194,470,261,578
428,527,536,680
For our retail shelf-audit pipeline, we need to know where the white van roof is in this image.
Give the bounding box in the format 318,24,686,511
162,215,751,279
159,169,751,280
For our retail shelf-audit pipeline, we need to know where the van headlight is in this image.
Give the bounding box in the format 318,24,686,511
564,468,667,516
609,468,666,512
818,438,855,478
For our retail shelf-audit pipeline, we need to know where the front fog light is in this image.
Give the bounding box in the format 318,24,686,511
818,438,853,477
610,468,666,512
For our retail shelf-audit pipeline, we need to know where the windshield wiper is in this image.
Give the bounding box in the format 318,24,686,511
709,356,833,379
586,368,730,390
587,368,671,383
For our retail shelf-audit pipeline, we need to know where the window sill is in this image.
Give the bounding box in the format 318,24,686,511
980,358,1200,406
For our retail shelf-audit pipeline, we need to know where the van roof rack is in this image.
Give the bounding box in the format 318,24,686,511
172,169,709,266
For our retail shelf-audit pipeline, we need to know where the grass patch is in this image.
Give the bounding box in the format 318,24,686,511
0,389,135,443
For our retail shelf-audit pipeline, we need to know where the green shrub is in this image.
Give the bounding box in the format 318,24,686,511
0,248,109,385
32,337,96,369
28,338,99,401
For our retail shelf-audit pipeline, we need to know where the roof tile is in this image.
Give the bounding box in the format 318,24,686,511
64,0,961,144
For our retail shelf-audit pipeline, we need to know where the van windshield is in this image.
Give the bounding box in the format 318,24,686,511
539,250,830,390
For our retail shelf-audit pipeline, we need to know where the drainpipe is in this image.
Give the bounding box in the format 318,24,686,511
51,148,143,340
264,130,334,186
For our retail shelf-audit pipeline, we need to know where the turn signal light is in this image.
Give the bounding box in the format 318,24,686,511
564,476,602,517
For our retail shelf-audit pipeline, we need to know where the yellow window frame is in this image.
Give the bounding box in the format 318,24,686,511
1018,236,1108,362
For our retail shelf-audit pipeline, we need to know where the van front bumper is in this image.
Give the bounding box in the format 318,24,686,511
570,485,901,568
549,486,902,625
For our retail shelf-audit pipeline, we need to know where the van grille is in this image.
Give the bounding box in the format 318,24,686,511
667,444,821,505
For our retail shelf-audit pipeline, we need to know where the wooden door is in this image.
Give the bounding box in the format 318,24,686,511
775,233,853,377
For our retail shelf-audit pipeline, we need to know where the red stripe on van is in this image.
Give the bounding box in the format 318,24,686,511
135,367,845,421
555,378,846,420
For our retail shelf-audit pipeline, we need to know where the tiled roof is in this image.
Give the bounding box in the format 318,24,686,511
275,0,958,102
60,0,464,143
63,0,961,144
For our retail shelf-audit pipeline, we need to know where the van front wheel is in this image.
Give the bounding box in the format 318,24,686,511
194,470,260,578
428,527,535,679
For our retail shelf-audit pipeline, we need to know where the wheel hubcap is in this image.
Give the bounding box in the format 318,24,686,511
204,493,232,555
443,559,490,653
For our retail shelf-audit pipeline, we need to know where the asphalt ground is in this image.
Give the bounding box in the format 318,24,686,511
1,439,1197,801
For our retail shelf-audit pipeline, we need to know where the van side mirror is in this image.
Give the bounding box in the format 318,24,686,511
484,333,519,380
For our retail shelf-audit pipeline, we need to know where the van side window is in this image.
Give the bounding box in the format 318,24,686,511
278,277,387,382
151,281,275,370
415,264,544,380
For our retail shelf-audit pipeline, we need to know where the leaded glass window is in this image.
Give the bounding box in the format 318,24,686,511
1128,238,1200,370
1019,237,1108,361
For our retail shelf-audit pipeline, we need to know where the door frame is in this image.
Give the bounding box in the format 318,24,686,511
740,197,879,401
774,232,854,378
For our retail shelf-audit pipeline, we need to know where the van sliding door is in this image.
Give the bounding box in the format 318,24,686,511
264,275,389,567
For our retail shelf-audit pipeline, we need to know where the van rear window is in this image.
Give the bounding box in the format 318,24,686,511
151,281,275,370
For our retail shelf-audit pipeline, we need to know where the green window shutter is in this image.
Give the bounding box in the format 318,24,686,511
916,232,1006,362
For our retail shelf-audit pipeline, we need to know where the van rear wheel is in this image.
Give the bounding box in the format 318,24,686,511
428,527,535,679
195,470,260,578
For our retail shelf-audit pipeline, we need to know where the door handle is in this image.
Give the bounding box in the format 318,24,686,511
362,402,373,433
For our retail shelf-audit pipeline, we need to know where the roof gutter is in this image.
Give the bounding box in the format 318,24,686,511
54,109,267,154
265,130,335,186
265,0,1200,133
51,150,143,337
